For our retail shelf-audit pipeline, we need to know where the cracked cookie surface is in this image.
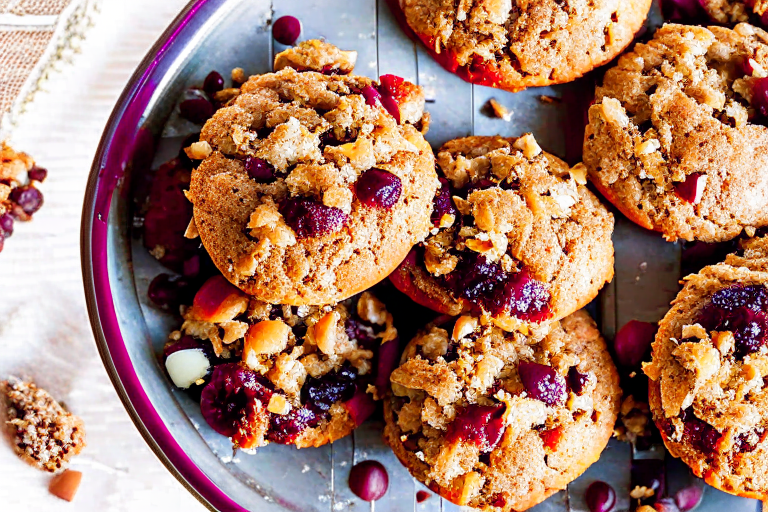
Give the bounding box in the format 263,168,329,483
390,135,614,334
394,0,652,91
645,235,768,499
383,310,620,511
188,65,438,305
584,23,768,242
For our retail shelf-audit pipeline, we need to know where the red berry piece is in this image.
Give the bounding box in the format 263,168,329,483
378,74,406,100
268,406,319,444
378,93,401,123
0,213,14,236
754,77,768,117
445,403,506,452
200,363,272,439
10,185,43,215
355,168,402,209
28,166,48,182
502,270,551,322
567,366,590,395
244,157,275,183
280,198,348,238
360,85,382,107
203,71,224,96
675,485,703,511
272,15,301,46
674,173,706,204
348,460,389,502
659,0,708,23
613,320,657,367
431,177,457,226
147,273,194,310
416,490,431,503
680,407,721,455
699,284,768,358
585,481,616,512
179,97,214,124
518,361,566,406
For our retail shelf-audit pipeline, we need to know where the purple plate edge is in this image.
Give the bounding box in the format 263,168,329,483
80,0,247,510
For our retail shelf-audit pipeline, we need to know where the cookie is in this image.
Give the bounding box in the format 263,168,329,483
584,23,768,242
273,39,358,75
383,310,621,510
644,236,768,499
187,62,438,305
391,0,652,92
163,275,400,450
389,135,614,333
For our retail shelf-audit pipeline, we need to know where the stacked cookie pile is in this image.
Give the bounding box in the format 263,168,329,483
150,34,627,509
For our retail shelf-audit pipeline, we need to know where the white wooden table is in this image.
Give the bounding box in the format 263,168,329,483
0,1,205,509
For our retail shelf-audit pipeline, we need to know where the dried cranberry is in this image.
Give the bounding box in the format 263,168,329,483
300,366,357,414
499,269,551,322
445,403,506,452
698,284,768,358
280,198,348,238
675,173,706,204
680,407,721,456
378,93,401,123
567,366,590,395
28,166,47,182
268,407,319,444
244,157,275,183
416,490,430,503
10,185,43,215
659,0,708,22
360,85,382,106
179,97,214,124
754,77,768,118
203,71,224,96
613,320,657,367
200,363,272,438
0,213,13,237
585,481,616,512
147,273,194,310
431,177,457,227
348,460,389,502
272,15,301,46
674,485,704,511
518,361,566,406
378,74,406,99
355,168,402,209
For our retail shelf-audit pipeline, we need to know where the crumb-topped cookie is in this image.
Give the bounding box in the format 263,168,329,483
644,236,768,499
389,135,614,333
163,275,400,450
187,58,438,305
383,310,621,511
391,0,652,92
584,23,768,242
2,379,85,473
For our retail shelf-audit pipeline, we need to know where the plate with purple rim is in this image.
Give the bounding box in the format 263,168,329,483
81,0,763,510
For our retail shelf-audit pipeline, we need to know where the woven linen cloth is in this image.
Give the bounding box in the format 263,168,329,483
0,0,98,136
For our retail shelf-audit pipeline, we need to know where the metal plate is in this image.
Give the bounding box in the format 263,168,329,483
81,0,764,510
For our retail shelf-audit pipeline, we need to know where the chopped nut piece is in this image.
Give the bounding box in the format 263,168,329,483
513,133,542,159
452,315,479,341
630,485,655,499
184,140,213,160
569,163,588,185
712,331,735,356
244,320,291,356
682,323,707,340
487,98,512,121
231,67,246,84
184,217,199,239
312,311,340,355
267,394,291,415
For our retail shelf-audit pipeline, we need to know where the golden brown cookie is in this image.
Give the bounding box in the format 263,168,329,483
644,235,768,499
391,0,652,92
383,310,621,511
702,0,768,25
164,275,400,450
187,65,438,305
584,23,768,242
389,135,614,334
